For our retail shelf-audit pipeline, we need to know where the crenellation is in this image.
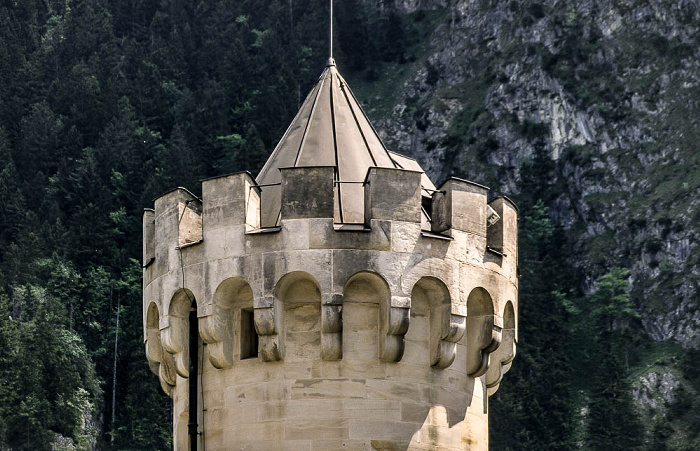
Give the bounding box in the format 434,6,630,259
143,208,155,268
153,188,200,279
486,197,518,257
364,167,422,224
431,178,490,237
201,171,258,230
280,166,336,220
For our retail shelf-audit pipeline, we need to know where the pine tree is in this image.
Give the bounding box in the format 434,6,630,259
490,202,578,451
584,269,644,450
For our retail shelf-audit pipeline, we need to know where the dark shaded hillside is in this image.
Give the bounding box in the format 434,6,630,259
0,0,697,449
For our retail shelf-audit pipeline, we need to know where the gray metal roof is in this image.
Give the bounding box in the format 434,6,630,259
256,58,434,227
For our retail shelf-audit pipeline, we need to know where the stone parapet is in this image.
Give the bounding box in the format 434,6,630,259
431,177,489,237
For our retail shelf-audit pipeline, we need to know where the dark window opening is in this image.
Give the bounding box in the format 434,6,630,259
240,308,258,359
421,195,433,222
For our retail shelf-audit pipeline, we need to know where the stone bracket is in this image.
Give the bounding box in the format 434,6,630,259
486,328,516,397
432,314,466,369
466,318,501,377
321,304,342,360
381,306,410,362
160,315,190,378
145,336,176,397
254,306,282,361
198,303,234,369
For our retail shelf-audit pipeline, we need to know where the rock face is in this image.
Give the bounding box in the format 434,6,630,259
359,0,699,349
634,370,679,411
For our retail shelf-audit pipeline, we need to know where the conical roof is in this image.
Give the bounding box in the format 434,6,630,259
256,58,434,227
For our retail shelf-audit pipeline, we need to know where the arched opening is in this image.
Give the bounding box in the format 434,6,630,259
166,289,200,451
342,271,391,362
212,278,256,361
407,277,454,368
465,287,496,377
504,301,515,329
502,300,516,369
275,272,322,362
145,302,162,375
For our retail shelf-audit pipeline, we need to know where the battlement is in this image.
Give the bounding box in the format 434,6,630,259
144,167,517,260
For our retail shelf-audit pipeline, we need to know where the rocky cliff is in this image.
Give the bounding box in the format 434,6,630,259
357,0,699,347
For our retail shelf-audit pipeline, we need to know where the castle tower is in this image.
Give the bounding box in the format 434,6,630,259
142,58,518,450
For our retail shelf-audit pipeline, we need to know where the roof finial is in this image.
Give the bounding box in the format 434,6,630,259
327,0,335,67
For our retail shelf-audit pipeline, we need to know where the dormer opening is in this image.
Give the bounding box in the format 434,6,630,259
421,191,433,231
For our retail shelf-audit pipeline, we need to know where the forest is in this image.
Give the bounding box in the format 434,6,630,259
0,0,698,450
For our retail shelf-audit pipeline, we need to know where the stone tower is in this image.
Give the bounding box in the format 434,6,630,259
142,58,518,450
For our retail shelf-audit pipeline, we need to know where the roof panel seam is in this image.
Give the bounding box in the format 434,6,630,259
340,74,399,169
339,80,377,167
294,69,328,166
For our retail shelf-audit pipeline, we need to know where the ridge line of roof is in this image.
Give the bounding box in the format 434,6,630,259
388,150,418,162
338,74,378,167
294,68,328,166
340,72,399,169
328,67,344,223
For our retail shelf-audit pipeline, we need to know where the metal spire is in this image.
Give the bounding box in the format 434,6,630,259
326,0,336,67
330,0,333,60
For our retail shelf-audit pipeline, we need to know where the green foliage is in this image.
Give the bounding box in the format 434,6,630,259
1,281,99,450
491,166,579,450
576,269,645,450
585,352,644,451
588,268,640,333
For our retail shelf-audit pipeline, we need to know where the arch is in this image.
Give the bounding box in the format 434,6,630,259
199,277,256,368
343,271,390,300
145,302,176,396
408,277,464,369
504,301,516,329
162,289,196,378
169,288,196,316
163,289,202,450
465,287,498,377
467,287,494,316
273,270,340,360
398,258,458,304
273,271,322,362
218,278,256,361
214,277,254,308
486,301,517,396
343,271,405,362
275,271,322,302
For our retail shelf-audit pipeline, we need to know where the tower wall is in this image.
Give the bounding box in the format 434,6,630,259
143,167,518,450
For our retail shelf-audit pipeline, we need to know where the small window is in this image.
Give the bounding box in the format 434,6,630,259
421,195,433,231
240,308,258,359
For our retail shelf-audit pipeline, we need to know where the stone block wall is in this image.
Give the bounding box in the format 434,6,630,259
143,166,518,450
